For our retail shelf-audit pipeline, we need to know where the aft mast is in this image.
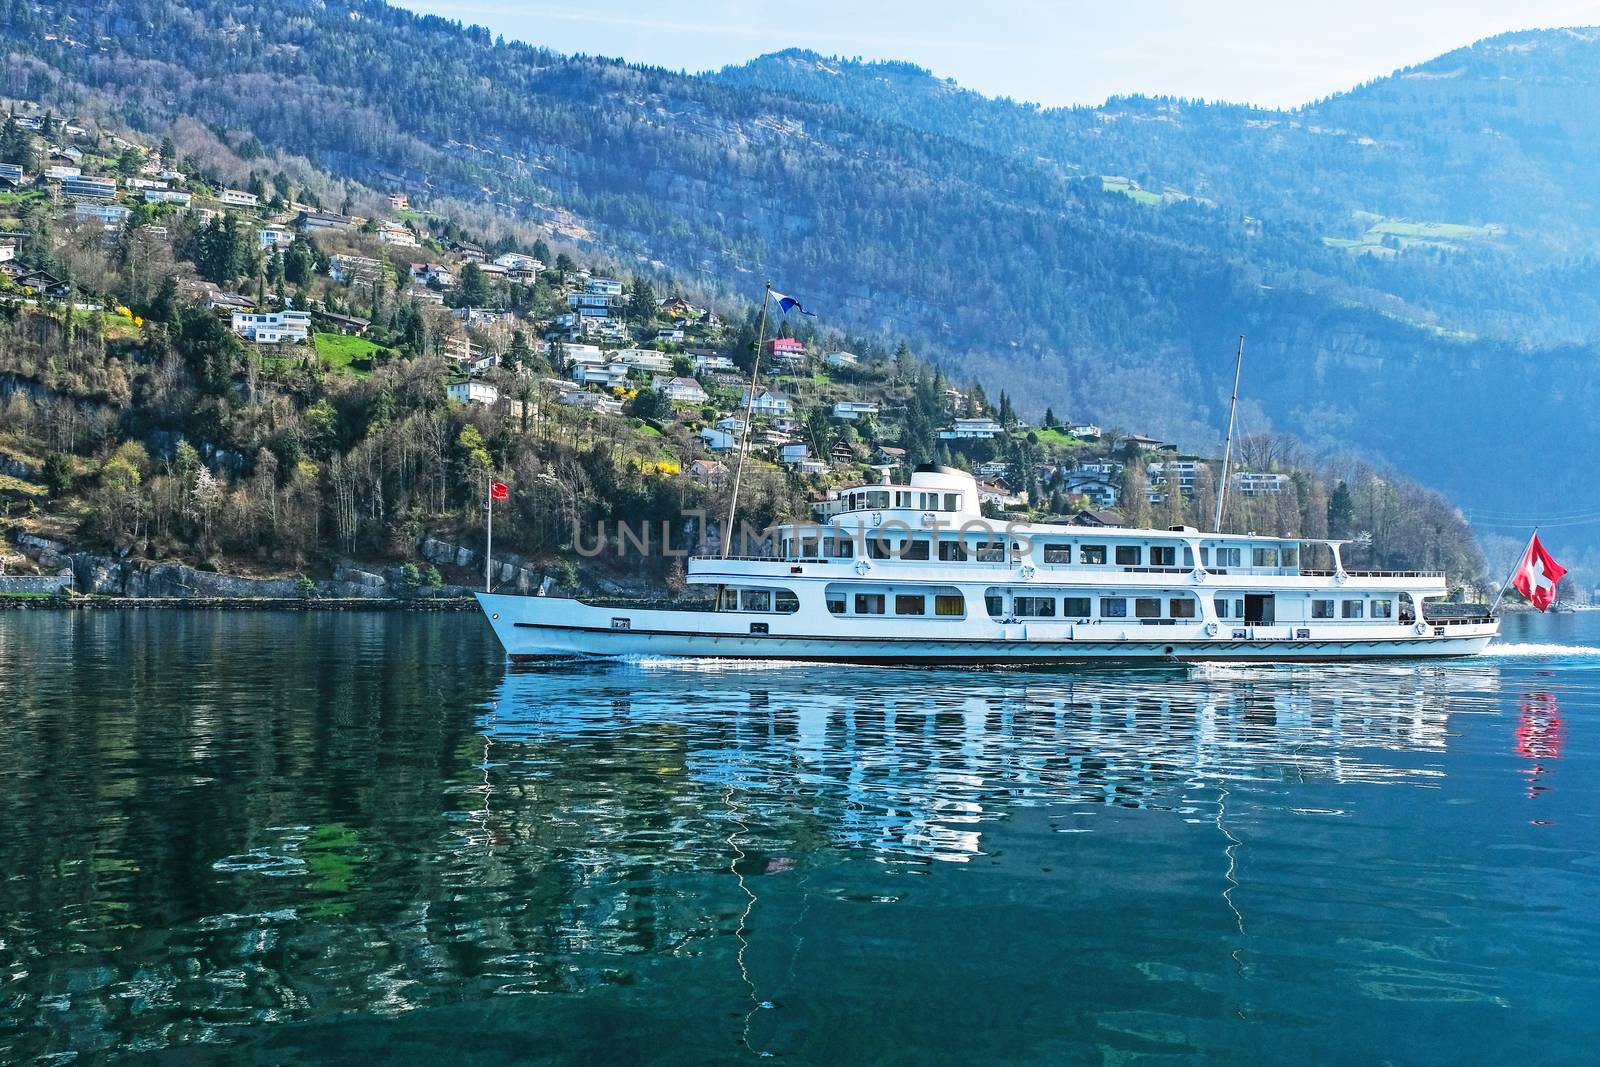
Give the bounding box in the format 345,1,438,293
721,282,772,558
1213,335,1245,532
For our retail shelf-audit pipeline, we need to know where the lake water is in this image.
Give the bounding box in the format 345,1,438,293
2,610,1598,1064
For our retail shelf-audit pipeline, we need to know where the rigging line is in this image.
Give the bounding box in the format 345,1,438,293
1465,505,1600,521
1471,515,1600,529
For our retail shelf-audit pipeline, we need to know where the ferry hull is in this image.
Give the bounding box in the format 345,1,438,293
477,594,1497,665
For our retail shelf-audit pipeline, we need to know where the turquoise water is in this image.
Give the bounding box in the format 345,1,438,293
1,610,1598,1064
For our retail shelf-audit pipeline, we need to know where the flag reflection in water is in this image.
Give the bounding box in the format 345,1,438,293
1516,690,1564,804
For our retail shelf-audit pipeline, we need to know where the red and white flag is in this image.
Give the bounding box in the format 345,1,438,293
489,479,509,501
1512,534,1566,612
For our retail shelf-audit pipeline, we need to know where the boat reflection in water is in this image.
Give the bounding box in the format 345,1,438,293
481,660,1507,867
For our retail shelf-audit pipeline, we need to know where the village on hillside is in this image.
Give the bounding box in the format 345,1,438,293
0,101,1409,593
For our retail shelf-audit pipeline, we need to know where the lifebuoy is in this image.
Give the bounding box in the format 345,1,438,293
1334,570,1349,585
1413,621,1428,636
1018,564,1036,580
919,511,938,527
1204,622,1219,637
854,559,871,576
1191,568,1207,584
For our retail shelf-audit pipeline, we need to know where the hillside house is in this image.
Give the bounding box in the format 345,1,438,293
715,416,748,436
614,348,672,373
1063,472,1120,509
145,189,192,206
379,223,419,247
448,381,499,407
656,327,686,343
1147,459,1207,501
0,163,21,185
43,166,81,181
295,210,353,233
688,459,729,487
832,400,879,420
258,226,290,248
692,351,737,373
61,175,116,200
315,311,371,336
978,480,1023,508
328,254,382,284
1233,472,1288,496
561,391,623,415
1071,509,1124,528
779,442,811,466
73,202,128,228
218,188,258,209
231,310,310,344
1068,423,1103,440
698,428,740,453
656,376,708,403
825,350,859,369
742,390,792,417
938,417,1003,440
658,295,699,318
769,337,805,364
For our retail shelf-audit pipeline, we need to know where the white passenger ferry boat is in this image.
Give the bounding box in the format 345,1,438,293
477,466,1498,664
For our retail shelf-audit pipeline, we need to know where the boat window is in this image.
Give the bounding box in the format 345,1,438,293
1312,599,1335,619
919,492,935,510
1253,547,1279,568
975,542,1005,562
1043,544,1072,564
1062,597,1091,617
1014,596,1057,618
825,536,855,559
720,588,738,611
867,538,893,560
1101,597,1128,618
1215,547,1241,568
1342,600,1365,619
1280,546,1299,568
866,491,890,509
855,593,886,615
774,591,800,614
895,594,926,616
895,491,911,507
1134,597,1161,619
741,589,772,612
826,593,847,615
1183,547,1193,567
1080,544,1107,565
985,594,1004,618
939,540,968,561
1169,596,1196,619
1115,545,1141,566
935,594,965,617
944,493,960,512
1150,546,1176,567
1372,598,1394,619
899,539,930,561
1214,597,1230,618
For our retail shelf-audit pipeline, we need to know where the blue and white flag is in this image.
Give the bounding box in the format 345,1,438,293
769,289,816,317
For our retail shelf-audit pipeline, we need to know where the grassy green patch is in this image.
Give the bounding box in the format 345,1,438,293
312,332,382,377
1325,213,1503,256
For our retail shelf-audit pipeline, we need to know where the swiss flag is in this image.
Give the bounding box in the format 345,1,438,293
489,479,509,501
1512,534,1566,612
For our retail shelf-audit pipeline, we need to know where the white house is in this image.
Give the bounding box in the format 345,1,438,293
1068,423,1103,440
825,351,859,369
655,327,686,343
258,226,290,248
378,223,419,247
231,310,311,344
656,376,708,403
61,175,117,200
937,417,1003,440
831,401,879,420
572,362,627,388
779,442,810,466
448,381,500,407
692,352,737,373
614,348,672,373
43,165,82,180
561,391,624,415
1234,471,1288,496
742,390,792,417
73,202,129,227
329,254,382,283
715,416,748,436
219,188,258,208
977,479,1023,507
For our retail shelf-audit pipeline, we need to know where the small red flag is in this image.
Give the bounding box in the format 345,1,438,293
489,479,509,501
1512,534,1565,612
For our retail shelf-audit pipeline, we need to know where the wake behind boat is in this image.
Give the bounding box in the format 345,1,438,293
478,465,1499,664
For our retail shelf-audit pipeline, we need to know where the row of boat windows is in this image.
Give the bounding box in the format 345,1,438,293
721,585,1400,621
782,538,1296,569
839,490,965,513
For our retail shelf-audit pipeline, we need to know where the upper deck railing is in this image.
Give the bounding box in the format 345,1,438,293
1301,569,1444,579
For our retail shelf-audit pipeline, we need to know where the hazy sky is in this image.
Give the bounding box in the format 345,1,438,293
393,0,1600,108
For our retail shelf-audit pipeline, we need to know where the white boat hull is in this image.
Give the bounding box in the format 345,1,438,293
476,594,1497,665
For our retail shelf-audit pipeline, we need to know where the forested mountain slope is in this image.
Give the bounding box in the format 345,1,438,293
2,1,1594,544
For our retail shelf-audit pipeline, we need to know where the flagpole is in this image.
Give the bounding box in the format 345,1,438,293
722,281,771,559
1489,527,1536,616
485,472,493,594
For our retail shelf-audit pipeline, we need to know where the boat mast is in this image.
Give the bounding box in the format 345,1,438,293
1212,335,1245,533
721,282,772,558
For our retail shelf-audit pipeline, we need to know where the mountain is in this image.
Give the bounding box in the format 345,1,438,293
2,2,1595,549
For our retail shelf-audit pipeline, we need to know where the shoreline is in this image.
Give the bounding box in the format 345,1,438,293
0,596,480,612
